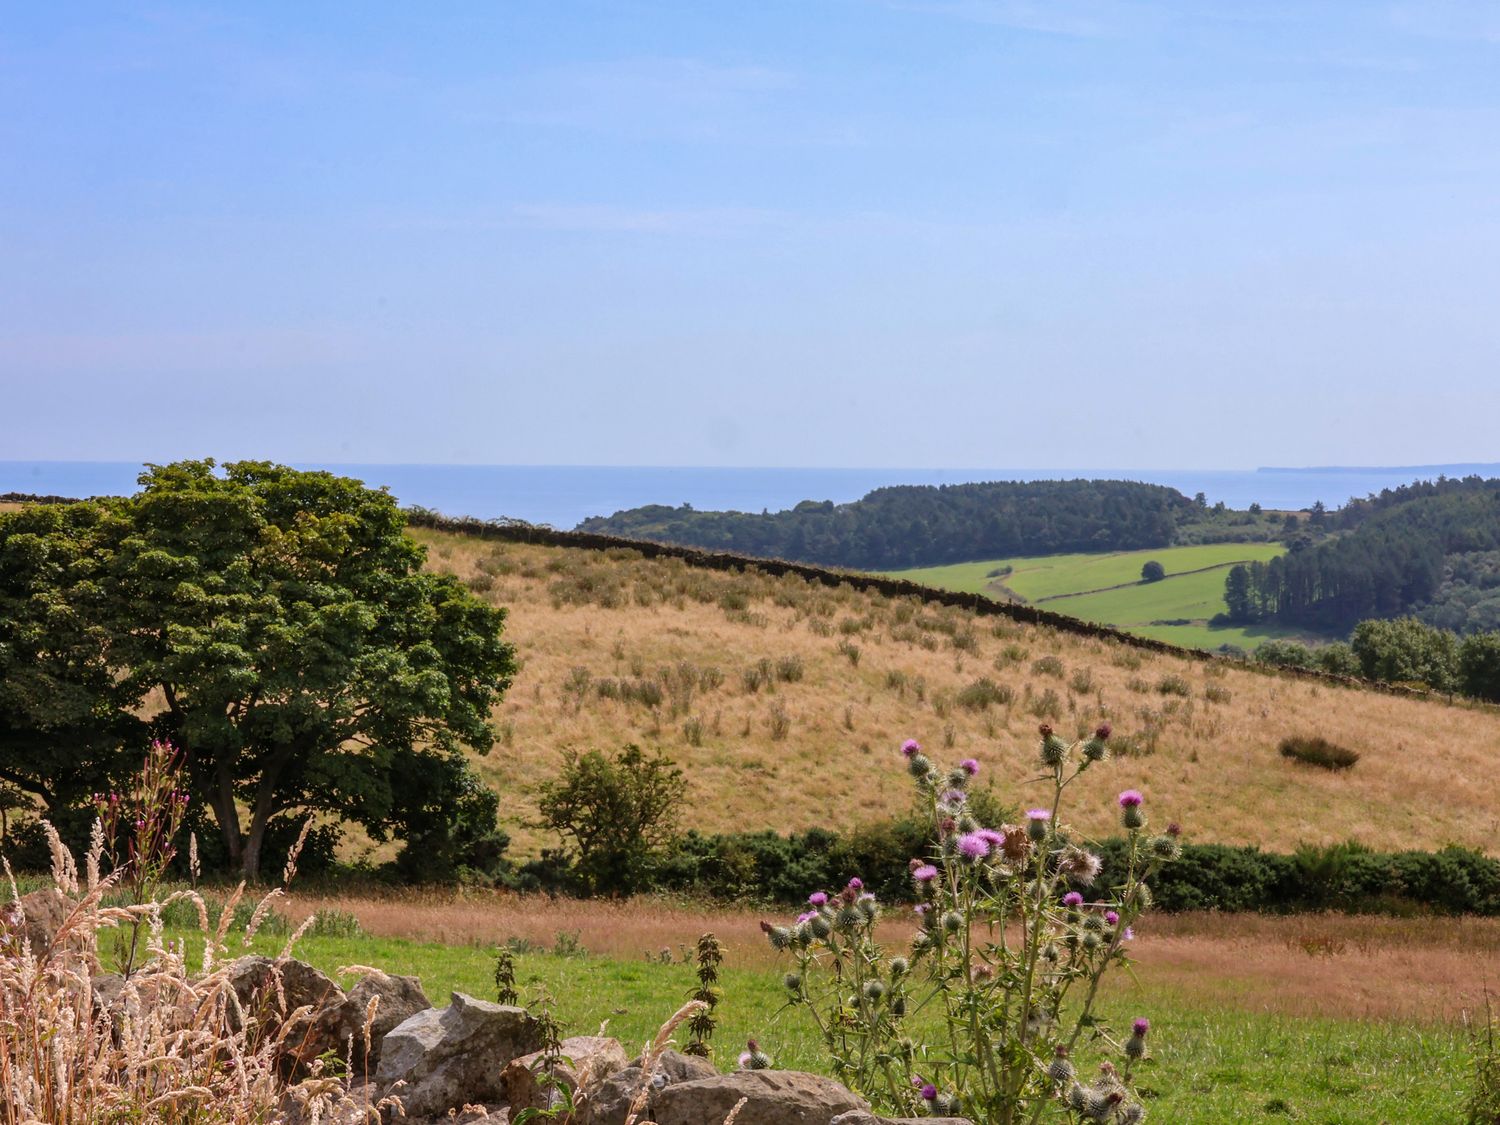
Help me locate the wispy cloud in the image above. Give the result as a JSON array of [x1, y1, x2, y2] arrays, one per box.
[[509, 203, 786, 236], [1387, 1, 1500, 44], [884, 0, 1137, 37], [450, 56, 799, 142]]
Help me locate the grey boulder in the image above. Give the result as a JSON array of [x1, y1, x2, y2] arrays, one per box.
[[501, 1034, 629, 1114], [375, 992, 543, 1118], [654, 1070, 869, 1125], [582, 1049, 719, 1125], [309, 970, 431, 1074]]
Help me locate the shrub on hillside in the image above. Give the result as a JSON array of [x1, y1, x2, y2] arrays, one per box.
[[955, 677, 1013, 710], [1279, 735, 1360, 771], [534, 744, 684, 895]]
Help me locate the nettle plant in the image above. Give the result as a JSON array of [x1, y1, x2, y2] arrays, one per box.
[[762, 724, 1180, 1124]]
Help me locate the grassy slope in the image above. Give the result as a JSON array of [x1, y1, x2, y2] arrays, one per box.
[[414, 529, 1500, 858], [887, 544, 1289, 650]]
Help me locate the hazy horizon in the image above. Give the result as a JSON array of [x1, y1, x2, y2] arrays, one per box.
[[4, 3, 1500, 468]]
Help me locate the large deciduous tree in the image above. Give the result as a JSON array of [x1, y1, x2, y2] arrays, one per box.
[[0, 461, 516, 879]]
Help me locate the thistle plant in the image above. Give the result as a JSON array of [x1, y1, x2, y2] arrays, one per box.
[[92, 738, 191, 977], [763, 726, 1178, 1124]]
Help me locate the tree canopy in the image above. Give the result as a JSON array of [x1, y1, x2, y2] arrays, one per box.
[[0, 461, 516, 879]]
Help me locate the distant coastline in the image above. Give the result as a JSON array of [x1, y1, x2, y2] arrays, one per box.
[[3, 460, 1497, 530]]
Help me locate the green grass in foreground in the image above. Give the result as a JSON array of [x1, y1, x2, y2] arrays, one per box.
[[227, 931, 1468, 1123], [887, 544, 1292, 652]]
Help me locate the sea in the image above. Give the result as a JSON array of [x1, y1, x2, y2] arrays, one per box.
[[3, 461, 1498, 531]]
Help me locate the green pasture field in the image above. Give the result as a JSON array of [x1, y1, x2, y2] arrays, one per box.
[[887, 543, 1289, 651], [232, 930, 1468, 1123]]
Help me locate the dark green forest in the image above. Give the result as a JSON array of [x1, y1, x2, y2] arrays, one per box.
[[577, 479, 1283, 569], [1223, 477, 1500, 635]]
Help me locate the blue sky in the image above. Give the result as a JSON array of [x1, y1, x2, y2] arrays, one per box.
[[2, 1, 1499, 468]]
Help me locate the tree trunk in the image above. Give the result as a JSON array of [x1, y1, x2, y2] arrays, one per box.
[[211, 755, 245, 875]]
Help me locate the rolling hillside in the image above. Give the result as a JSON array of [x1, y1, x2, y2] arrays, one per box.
[[413, 527, 1500, 858], [889, 543, 1294, 650]]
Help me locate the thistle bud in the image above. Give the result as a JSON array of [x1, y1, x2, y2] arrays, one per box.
[[862, 979, 885, 1002], [1047, 1046, 1076, 1085], [1149, 835, 1182, 862]]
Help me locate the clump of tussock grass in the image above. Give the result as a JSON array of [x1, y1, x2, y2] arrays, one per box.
[[1279, 735, 1360, 771], [1156, 674, 1192, 697], [955, 678, 1013, 711], [1031, 655, 1065, 679]]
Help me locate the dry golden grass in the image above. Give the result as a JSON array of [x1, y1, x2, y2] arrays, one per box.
[[288, 889, 1498, 1025], [412, 530, 1500, 858]]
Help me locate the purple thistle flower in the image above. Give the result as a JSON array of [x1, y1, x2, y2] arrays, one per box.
[[959, 758, 980, 776], [1118, 789, 1144, 809], [912, 864, 939, 883], [977, 828, 1005, 847], [808, 891, 828, 906], [921, 1084, 938, 1101], [1063, 892, 1084, 908], [956, 832, 991, 859], [1026, 808, 1051, 821], [1123, 926, 1135, 941], [1095, 723, 1113, 740], [796, 911, 817, 924], [1105, 910, 1120, 925], [913, 903, 930, 916], [942, 788, 967, 805], [847, 877, 863, 891], [901, 739, 922, 757], [1132, 1018, 1150, 1037]]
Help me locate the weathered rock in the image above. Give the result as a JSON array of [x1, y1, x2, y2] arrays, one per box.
[[501, 1035, 629, 1114], [225, 955, 344, 1025], [374, 992, 543, 1118], [0, 888, 74, 953], [654, 1070, 869, 1125], [307, 970, 431, 1074], [828, 1116, 971, 1125], [582, 1050, 720, 1125]]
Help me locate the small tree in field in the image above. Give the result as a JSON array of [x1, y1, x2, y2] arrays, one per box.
[[535, 744, 684, 895], [1139, 560, 1165, 583]]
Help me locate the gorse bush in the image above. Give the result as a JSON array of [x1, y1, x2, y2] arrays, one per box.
[[762, 726, 1175, 1123], [1279, 735, 1360, 771]]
